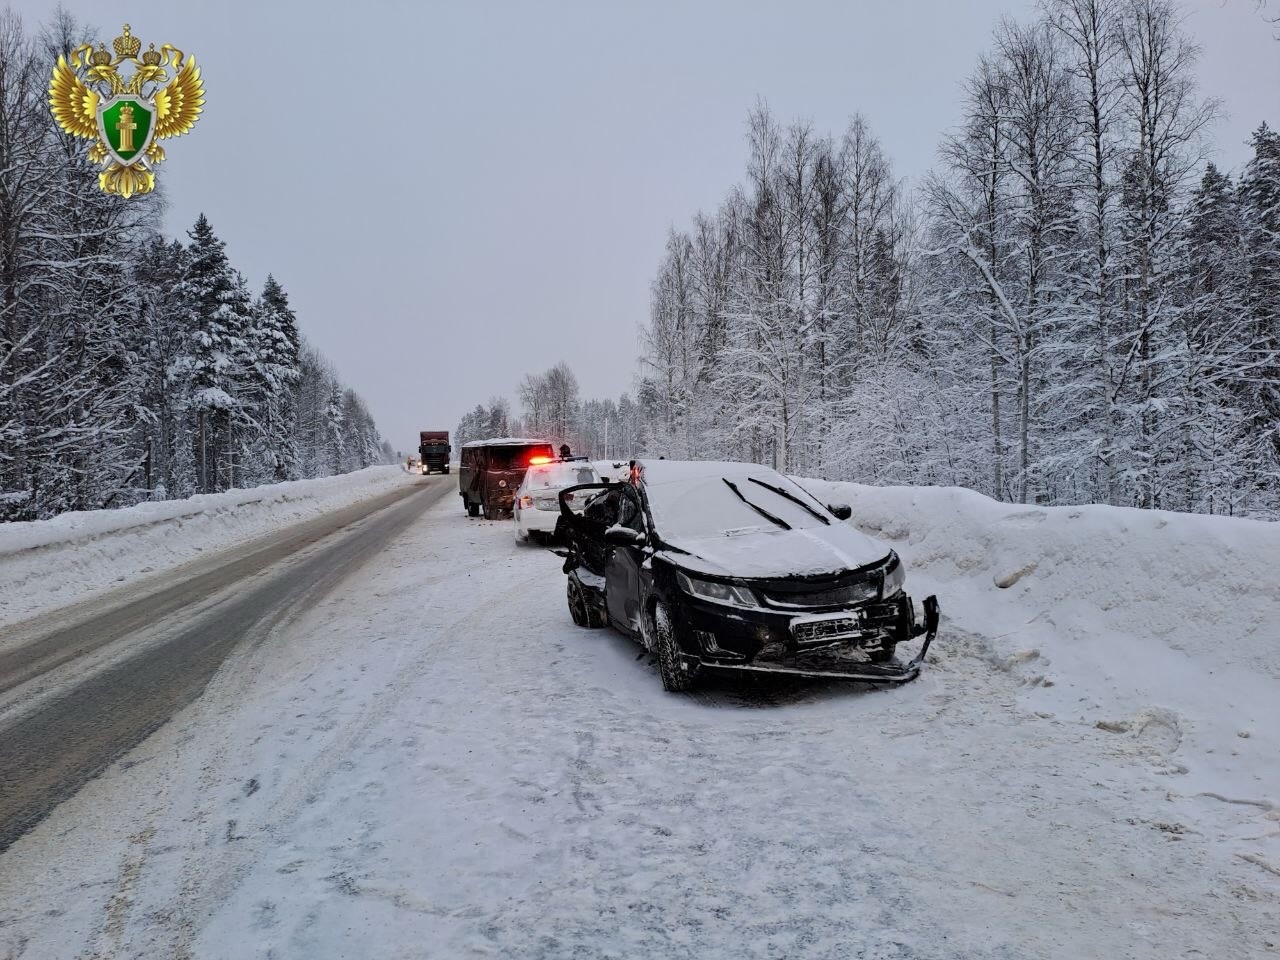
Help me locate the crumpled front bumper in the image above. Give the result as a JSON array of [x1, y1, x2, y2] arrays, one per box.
[[685, 595, 941, 684]]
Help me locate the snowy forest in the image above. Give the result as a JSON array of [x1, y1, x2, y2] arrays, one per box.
[[640, 0, 1279, 516], [455, 362, 647, 461], [0, 12, 388, 522], [468, 0, 1280, 518]]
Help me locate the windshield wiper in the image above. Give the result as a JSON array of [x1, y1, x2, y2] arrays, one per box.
[[747, 476, 830, 525], [722, 478, 791, 531]]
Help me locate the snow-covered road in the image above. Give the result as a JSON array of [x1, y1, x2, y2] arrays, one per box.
[[1, 493, 1274, 959]]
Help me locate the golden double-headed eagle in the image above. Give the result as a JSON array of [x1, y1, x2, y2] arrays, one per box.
[[49, 24, 205, 197]]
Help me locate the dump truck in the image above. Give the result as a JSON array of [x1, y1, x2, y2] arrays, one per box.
[[419, 431, 451, 475]]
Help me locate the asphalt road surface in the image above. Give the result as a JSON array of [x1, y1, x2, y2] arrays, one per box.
[[0, 476, 451, 853]]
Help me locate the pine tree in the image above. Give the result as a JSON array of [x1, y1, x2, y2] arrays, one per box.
[[1237, 123, 1280, 481], [250, 275, 302, 482], [1174, 164, 1253, 512], [324, 381, 345, 475], [182, 214, 242, 493]]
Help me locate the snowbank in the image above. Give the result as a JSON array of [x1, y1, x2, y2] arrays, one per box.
[[798, 478, 1280, 817], [0, 467, 415, 629]]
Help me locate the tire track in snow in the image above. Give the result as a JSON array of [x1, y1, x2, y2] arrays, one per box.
[[139, 507, 541, 958], [0, 479, 449, 855]]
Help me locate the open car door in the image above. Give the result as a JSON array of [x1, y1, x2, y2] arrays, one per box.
[[558, 481, 649, 637], [557, 482, 619, 578]]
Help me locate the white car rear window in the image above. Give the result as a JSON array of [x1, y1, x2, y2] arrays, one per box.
[[524, 463, 600, 489]]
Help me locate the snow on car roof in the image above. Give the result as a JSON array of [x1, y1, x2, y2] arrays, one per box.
[[460, 438, 551, 448], [637, 459, 782, 484]]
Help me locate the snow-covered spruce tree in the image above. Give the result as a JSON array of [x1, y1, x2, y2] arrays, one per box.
[[1171, 164, 1256, 514], [220, 269, 258, 489], [294, 342, 330, 479], [240, 275, 301, 484], [180, 214, 243, 494], [323, 381, 345, 475], [133, 238, 192, 499], [1237, 123, 1280, 495]]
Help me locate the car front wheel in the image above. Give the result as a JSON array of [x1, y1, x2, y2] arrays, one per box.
[[649, 600, 697, 692], [567, 571, 605, 628]]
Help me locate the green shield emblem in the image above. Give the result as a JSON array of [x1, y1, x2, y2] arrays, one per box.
[[96, 95, 155, 166]]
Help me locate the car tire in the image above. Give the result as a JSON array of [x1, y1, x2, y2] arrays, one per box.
[[567, 571, 605, 628], [650, 600, 697, 692]]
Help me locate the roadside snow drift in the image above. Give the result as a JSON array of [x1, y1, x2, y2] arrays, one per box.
[[0, 466, 415, 630], [799, 478, 1280, 824]]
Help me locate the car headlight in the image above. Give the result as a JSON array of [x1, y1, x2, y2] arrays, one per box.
[[881, 552, 906, 598], [676, 571, 758, 609]]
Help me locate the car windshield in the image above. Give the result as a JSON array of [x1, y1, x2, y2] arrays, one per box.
[[524, 463, 599, 489], [644, 469, 829, 539]]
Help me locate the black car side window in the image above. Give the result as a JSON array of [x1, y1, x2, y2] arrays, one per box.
[[584, 487, 621, 526]]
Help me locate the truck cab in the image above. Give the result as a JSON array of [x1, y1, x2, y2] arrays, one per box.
[[419, 431, 451, 475]]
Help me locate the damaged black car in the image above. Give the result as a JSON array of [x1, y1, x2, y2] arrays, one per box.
[[556, 459, 940, 692]]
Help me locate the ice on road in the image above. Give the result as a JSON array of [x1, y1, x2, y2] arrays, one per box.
[[0, 496, 1275, 959]]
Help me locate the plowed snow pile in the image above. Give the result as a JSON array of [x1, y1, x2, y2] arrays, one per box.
[[800, 479, 1280, 826], [0, 466, 414, 630]]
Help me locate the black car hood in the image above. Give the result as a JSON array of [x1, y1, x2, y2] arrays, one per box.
[[658, 524, 891, 580]]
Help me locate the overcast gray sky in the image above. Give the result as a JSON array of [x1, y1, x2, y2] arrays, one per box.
[[18, 0, 1280, 453]]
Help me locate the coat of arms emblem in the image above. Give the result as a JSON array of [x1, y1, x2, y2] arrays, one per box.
[[48, 24, 205, 197]]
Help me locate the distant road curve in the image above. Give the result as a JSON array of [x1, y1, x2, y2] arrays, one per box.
[[0, 475, 451, 853]]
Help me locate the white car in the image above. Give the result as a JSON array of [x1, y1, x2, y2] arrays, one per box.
[[593, 459, 630, 482], [514, 459, 602, 542]]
